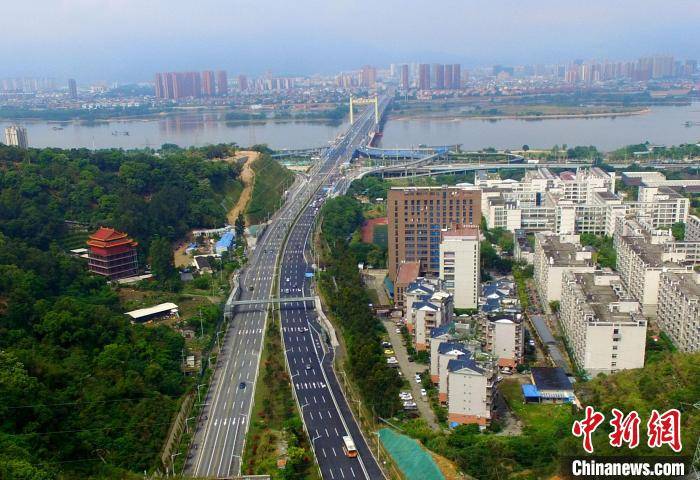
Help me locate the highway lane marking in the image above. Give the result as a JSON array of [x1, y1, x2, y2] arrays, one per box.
[[350, 467, 356, 478], [332, 447, 338, 457]]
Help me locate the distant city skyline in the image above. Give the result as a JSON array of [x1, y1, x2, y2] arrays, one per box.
[[3, 0, 700, 82]]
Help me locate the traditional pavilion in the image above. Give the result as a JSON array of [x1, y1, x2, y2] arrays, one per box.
[[86, 227, 139, 279]]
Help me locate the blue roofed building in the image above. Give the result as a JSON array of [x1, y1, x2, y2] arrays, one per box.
[[215, 230, 235, 254], [520, 367, 575, 404]]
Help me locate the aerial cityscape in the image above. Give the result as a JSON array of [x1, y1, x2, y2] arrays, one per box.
[[0, 1, 699, 480]]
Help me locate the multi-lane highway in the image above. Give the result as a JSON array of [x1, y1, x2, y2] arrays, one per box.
[[186, 94, 389, 479], [277, 101, 389, 480]]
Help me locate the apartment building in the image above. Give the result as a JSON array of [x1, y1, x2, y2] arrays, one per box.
[[560, 271, 647, 376], [437, 342, 469, 402], [481, 314, 524, 369], [439, 227, 480, 309], [403, 279, 453, 350], [637, 186, 689, 228], [533, 233, 595, 303], [657, 272, 700, 352], [388, 186, 481, 281], [429, 323, 456, 383], [447, 350, 497, 428], [685, 214, 700, 242], [614, 224, 691, 313]]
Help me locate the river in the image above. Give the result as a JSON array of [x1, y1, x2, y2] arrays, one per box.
[[0, 112, 349, 150], [3, 103, 700, 151], [379, 103, 700, 151]]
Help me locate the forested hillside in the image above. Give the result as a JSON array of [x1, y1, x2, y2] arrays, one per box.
[[0, 143, 239, 246], [0, 144, 240, 478]]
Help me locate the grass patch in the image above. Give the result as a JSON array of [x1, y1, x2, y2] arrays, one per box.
[[499, 379, 573, 434], [246, 154, 295, 224], [219, 178, 244, 212]]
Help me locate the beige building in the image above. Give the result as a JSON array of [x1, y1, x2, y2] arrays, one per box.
[[403, 280, 453, 350], [614, 227, 691, 314], [439, 227, 480, 309], [387, 186, 481, 281], [685, 215, 700, 242], [533, 232, 595, 304], [657, 272, 700, 352], [4, 125, 28, 148], [481, 315, 524, 369], [447, 351, 497, 427], [436, 342, 469, 402], [560, 271, 647, 376], [636, 186, 689, 228]]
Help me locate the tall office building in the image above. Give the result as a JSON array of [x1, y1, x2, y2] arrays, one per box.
[[202, 70, 216, 96], [387, 186, 482, 281], [452, 64, 461, 89], [238, 74, 248, 91], [433, 64, 445, 89], [68, 78, 78, 99], [361, 65, 377, 88], [418, 64, 431, 90], [216, 70, 228, 96], [400, 64, 410, 90], [4, 125, 28, 149]]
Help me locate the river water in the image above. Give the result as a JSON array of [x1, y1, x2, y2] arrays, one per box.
[[379, 103, 700, 151], [0, 112, 349, 150], [3, 103, 700, 151]]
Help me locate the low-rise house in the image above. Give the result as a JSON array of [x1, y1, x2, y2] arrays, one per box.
[[521, 367, 575, 404], [125, 302, 179, 323]]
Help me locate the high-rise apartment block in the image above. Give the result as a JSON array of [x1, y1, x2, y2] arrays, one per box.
[[201, 70, 216, 96], [400, 64, 410, 90], [418, 64, 430, 90], [68, 78, 78, 99], [238, 75, 248, 91], [360, 65, 377, 88], [439, 227, 480, 309], [452, 64, 461, 89], [433, 63, 444, 89], [657, 272, 700, 353], [154, 71, 204, 99], [4, 125, 28, 149], [216, 70, 228, 96], [387, 186, 481, 281], [560, 271, 647, 376]]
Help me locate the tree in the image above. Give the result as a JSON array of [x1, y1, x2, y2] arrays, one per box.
[[235, 212, 245, 238], [549, 300, 560, 313], [671, 222, 685, 241], [522, 144, 530, 151], [149, 237, 178, 286]]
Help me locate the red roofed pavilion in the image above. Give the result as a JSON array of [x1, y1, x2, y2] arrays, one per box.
[[86, 227, 139, 279]]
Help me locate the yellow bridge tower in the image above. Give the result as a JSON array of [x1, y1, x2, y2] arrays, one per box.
[[349, 95, 379, 125]]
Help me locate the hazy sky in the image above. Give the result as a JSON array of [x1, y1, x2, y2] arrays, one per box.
[[4, 0, 700, 82]]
